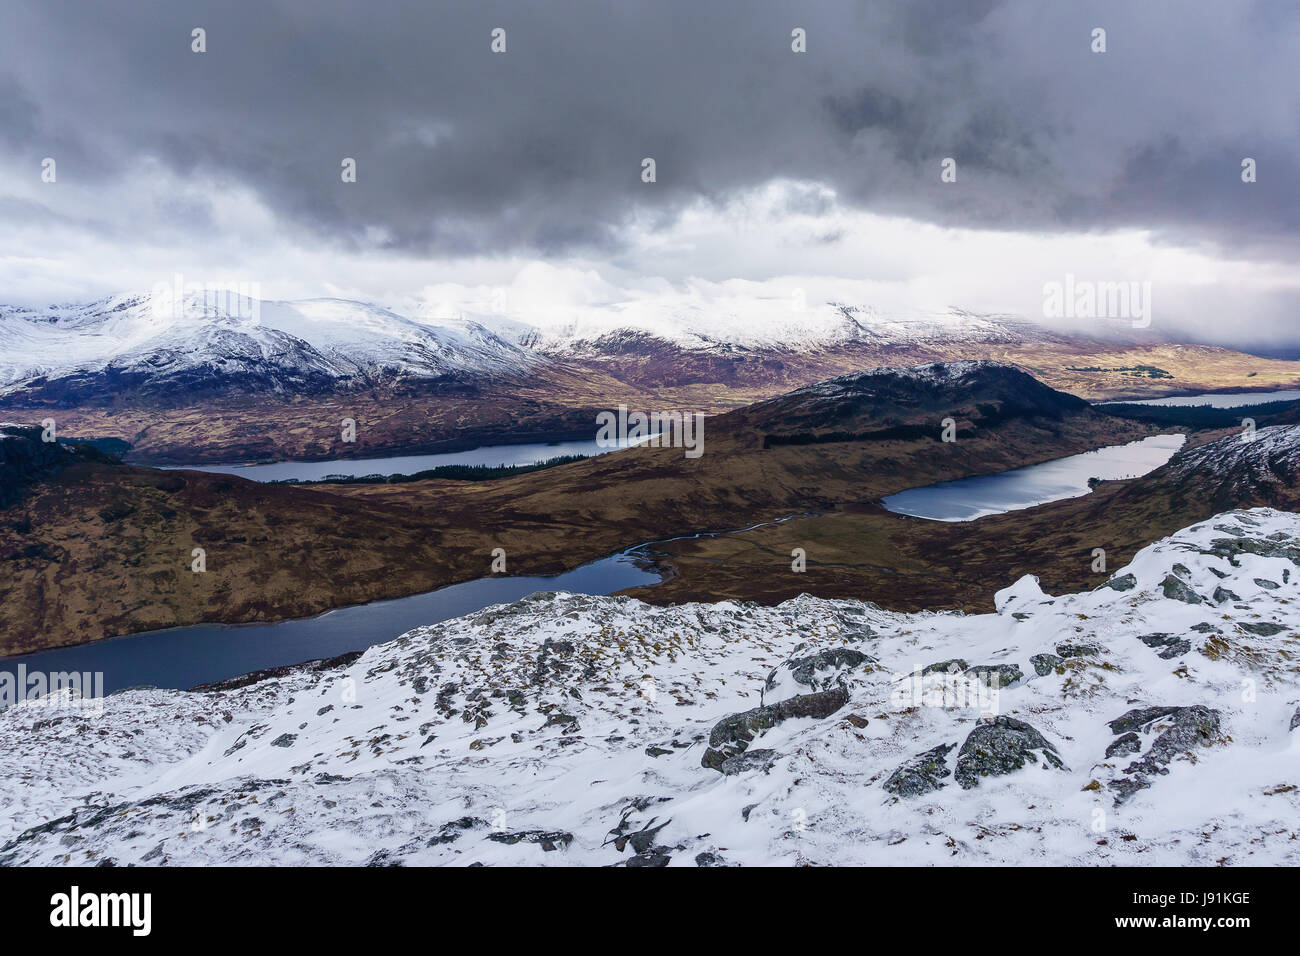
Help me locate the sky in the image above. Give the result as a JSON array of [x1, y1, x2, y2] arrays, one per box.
[[1, 0, 1298, 350]]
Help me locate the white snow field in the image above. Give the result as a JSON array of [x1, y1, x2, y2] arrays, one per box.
[[2, 508, 1298, 866]]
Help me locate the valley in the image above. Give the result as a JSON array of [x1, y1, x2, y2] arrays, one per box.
[[1, 362, 1163, 655]]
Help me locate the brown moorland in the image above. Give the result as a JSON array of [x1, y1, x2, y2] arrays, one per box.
[[1, 363, 1164, 654]]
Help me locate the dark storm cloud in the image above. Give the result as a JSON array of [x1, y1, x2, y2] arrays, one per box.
[[1, 0, 1297, 259]]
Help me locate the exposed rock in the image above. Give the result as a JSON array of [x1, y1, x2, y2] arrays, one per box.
[[1056, 642, 1103, 658], [1161, 574, 1204, 604], [1137, 633, 1191, 660], [695, 851, 734, 867], [487, 829, 573, 851], [762, 648, 873, 705], [610, 817, 671, 854], [1100, 573, 1137, 592], [1206, 536, 1300, 567], [701, 687, 849, 771], [1104, 732, 1142, 759], [1106, 706, 1222, 805], [428, 816, 487, 846], [922, 659, 968, 675], [621, 846, 672, 867], [1031, 653, 1064, 676], [1239, 622, 1286, 636], [954, 716, 1065, 789], [965, 663, 1023, 688], [719, 749, 779, 776], [882, 743, 956, 797]]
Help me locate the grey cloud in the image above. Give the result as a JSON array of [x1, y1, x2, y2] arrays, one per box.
[[0, 0, 1296, 262]]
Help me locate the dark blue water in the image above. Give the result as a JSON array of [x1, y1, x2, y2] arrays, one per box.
[[161, 437, 651, 482], [881, 434, 1186, 521], [0, 554, 659, 695], [1101, 388, 1300, 409]]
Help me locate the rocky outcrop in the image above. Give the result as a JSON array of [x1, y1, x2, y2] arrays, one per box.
[[1031, 653, 1064, 676], [1137, 633, 1191, 660], [922, 659, 968, 675], [1100, 573, 1137, 592], [1055, 642, 1103, 658], [954, 716, 1066, 789], [762, 648, 873, 705], [701, 687, 849, 771], [883, 743, 956, 797], [1161, 574, 1204, 604], [965, 663, 1024, 688], [1106, 706, 1222, 804], [719, 749, 779, 776], [487, 829, 573, 851]]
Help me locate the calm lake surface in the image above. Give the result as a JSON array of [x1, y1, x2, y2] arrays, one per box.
[[1104, 389, 1300, 409], [5, 429, 1193, 696], [162, 437, 645, 482], [881, 434, 1187, 522], [0, 554, 659, 695]]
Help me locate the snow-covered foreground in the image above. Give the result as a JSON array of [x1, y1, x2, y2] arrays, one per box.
[[2, 509, 1299, 866]]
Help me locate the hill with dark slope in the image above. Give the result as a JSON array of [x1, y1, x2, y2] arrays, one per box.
[[734, 361, 1088, 446], [0, 425, 116, 507]]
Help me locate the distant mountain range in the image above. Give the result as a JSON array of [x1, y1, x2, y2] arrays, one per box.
[[0, 291, 1144, 406], [4, 292, 1299, 465]]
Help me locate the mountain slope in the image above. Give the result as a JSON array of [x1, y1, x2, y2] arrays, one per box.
[[0, 294, 539, 405], [5, 293, 1299, 418], [735, 360, 1088, 442], [2, 508, 1297, 866]]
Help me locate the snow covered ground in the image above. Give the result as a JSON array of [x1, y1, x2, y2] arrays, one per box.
[[2, 508, 1298, 866]]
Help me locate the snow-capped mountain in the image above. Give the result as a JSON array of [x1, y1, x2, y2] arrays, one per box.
[[0, 290, 1077, 406], [0, 293, 540, 404], [493, 301, 1043, 354], [3, 507, 1297, 866]]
